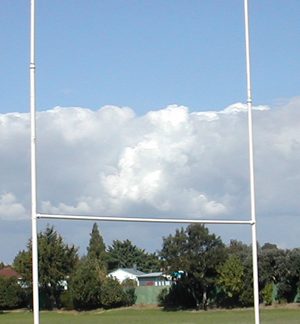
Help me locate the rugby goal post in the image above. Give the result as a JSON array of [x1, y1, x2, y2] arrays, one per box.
[[30, 1, 260, 323]]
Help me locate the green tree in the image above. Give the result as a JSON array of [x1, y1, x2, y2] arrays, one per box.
[[107, 239, 160, 273], [276, 248, 300, 302], [239, 257, 254, 307], [70, 257, 105, 310], [67, 223, 107, 311], [70, 223, 124, 311], [70, 259, 136, 310], [121, 279, 137, 306], [258, 243, 286, 288], [100, 277, 126, 308], [160, 224, 226, 310], [226, 240, 254, 307], [87, 223, 106, 262], [262, 283, 273, 306], [227, 240, 252, 261], [258, 243, 293, 304], [13, 225, 78, 309], [0, 276, 24, 310], [217, 255, 244, 307]]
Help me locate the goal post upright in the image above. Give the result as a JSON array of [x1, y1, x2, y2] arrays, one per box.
[[244, 1, 260, 323], [30, 0, 40, 324]]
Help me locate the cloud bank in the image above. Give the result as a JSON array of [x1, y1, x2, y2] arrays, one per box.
[[1, 98, 300, 261]]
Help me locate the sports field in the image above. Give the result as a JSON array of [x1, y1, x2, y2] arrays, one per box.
[[1, 307, 299, 324]]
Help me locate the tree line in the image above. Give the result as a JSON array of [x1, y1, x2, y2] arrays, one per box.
[[0, 223, 299, 311]]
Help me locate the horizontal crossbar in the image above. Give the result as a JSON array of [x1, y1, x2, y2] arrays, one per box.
[[37, 213, 254, 225]]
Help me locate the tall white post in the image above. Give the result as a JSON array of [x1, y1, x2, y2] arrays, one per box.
[[30, 0, 40, 323], [244, 1, 260, 324]]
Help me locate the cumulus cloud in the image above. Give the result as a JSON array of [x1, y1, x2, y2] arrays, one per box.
[[1, 98, 300, 261], [0, 193, 27, 220]]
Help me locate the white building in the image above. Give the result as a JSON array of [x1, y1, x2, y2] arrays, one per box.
[[108, 268, 145, 286]]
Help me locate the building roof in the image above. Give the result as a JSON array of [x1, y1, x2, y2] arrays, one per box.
[[110, 268, 145, 276], [138, 272, 164, 278], [0, 266, 21, 278]]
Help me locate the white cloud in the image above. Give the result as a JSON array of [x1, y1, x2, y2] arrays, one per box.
[[1, 98, 300, 261], [0, 193, 27, 220], [41, 200, 91, 215]]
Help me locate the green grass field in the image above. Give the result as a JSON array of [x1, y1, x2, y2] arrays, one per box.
[[1, 307, 299, 324]]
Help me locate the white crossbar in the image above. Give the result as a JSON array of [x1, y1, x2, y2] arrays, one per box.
[[37, 213, 254, 225]]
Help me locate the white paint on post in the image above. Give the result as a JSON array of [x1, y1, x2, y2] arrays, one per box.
[[244, 1, 260, 323], [30, 0, 40, 323]]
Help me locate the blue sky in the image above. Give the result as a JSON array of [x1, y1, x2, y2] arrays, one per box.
[[1, 0, 300, 114], [0, 1, 300, 263]]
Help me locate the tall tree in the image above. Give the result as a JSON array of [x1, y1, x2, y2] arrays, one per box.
[[226, 240, 254, 306], [87, 223, 106, 266], [107, 239, 160, 273], [70, 257, 105, 310], [258, 243, 286, 288], [160, 224, 226, 310], [14, 225, 78, 309], [276, 248, 300, 302]]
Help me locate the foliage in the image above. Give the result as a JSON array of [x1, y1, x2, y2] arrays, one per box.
[[60, 290, 74, 310], [70, 258, 135, 310], [101, 277, 127, 308], [13, 250, 31, 284], [0, 277, 25, 310], [123, 286, 136, 306], [259, 244, 300, 303], [107, 239, 160, 273], [13, 225, 79, 309], [225, 240, 254, 307], [121, 278, 137, 305], [157, 287, 169, 306], [258, 243, 286, 287], [217, 255, 244, 307], [160, 224, 226, 309], [158, 281, 195, 309], [70, 257, 105, 310], [276, 247, 300, 303], [227, 240, 252, 260], [87, 223, 106, 264], [262, 283, 273, 306], [122, 278, 137, 288], [84, 222, 108, 308], [6, 222, 300, 311]]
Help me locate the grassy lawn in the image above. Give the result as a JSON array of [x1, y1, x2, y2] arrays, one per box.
[[1, 307, 299, 324]]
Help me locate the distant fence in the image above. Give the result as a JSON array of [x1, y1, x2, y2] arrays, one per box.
[[135, 286, 168, 305]]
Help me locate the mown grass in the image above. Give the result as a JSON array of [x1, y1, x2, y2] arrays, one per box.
[[1, 307, 299, 324]]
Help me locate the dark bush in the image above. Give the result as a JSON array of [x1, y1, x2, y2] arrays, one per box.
[[158, 282, 195, 309], [122, 278, 137, 306], [0, 277, 25, 310], [60, 290, 74, 310], [70, 259, 104, 310], [100, 278, 126, 308]]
